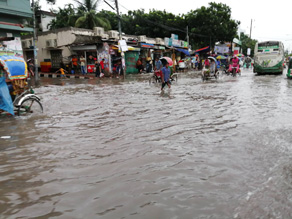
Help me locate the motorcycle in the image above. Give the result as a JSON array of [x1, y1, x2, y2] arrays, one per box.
[[229, 64, 241, 77]]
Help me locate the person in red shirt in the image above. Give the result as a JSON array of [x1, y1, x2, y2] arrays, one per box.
[[100, 59, 105, 73]]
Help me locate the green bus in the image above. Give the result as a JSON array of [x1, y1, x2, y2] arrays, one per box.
[[253, 41, 284, 74]]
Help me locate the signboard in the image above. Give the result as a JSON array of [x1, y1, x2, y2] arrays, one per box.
[[171, 34, 178, 40], [164, 37, 169, 46], [87, 64, 95, 73], [233, 38, 242, 46], [172, 39, 181, 47], [141, 43, 154, 48], [215, 46, 229, 54], [1, 37, 23, 57], [233, 47, 240, 55], [119, 40, 128, 52]]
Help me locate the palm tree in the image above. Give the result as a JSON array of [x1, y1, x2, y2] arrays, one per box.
[[74, 0, 111, 30]]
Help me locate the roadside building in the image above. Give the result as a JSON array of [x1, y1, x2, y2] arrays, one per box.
[[0, 0, 33, 56], [36, 10, 56, 32]]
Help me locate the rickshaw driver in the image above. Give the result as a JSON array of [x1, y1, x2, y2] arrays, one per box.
[[210, 59, 216, 75], [154, 57, 163, 78]]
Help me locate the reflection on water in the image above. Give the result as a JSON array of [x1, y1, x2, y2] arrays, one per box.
[[1, 70, 292, 218]]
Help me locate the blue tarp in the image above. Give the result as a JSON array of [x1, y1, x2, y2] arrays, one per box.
[[0, 77, 14, 115], [175, 48, 190, 56]]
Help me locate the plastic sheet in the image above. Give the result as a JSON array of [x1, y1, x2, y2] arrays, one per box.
[[0, 77, 14, 115]]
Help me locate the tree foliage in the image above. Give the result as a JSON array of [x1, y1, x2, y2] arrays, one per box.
[[240, 32, 258, 57], [185, 2, 240, 48], [49, 0, 111, 30], [48, 2, 241, 50], [49, 4, 77, 29]]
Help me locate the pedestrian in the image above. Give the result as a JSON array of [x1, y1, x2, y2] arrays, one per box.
[[71, 55, 78, 74], [55, 67, 68, 78], [116, 60, 123, 78], [80, 55, 86, 75], [27, 59, 34, 77], [136, 58, 143, 73], [161, 62, 171, 91], [100, 58, 105, 73], [95, 60, 101, 78]]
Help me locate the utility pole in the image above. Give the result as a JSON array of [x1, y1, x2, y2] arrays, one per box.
[[186, 26, 189, 49], [32, 0, 39, 82], [114, 0, 125, 78], [115, 0, 122, 40], [250, 19, 252, 38]]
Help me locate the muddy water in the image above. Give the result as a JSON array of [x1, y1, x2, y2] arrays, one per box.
[[1, 70, 292, 218]]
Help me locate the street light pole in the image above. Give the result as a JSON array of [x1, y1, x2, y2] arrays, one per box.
[[32, 0, 39, 82]]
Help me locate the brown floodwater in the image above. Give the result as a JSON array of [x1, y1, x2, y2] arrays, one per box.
[[1, 69, 292, 218]]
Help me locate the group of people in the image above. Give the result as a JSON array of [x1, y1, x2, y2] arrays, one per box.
[[136, 57, 153, 73], [57, 55, 105, 78]]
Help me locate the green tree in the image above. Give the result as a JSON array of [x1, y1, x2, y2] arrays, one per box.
[[240, 32, 257, 57], [186, 2, 240, 49], [49, 4, 77, 30], [121, 9, 186, 39], [74, 0, 111, 30]]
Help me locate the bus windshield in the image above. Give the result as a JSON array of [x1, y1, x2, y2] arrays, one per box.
[[257, 41, 280, 53]]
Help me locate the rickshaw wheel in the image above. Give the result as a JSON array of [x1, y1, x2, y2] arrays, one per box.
[[149, 75, 157, 84], [17, 98, 43, 116]]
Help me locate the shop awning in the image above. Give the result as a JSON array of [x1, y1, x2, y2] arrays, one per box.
[[194, 46, 210, 53], [71, 45, 97, 50], [140, 43, 154, 48], [112, 45, 140, 51], [175, 48, 190, 56]]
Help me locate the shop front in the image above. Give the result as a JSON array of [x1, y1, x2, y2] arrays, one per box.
[[71, 43, 111, 75], [71, 44, 97, 74]]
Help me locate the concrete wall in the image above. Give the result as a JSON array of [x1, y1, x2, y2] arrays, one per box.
[[57, 29, 76, 47]]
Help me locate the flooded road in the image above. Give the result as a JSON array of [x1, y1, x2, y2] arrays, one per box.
[[1, 69, 292, 218]]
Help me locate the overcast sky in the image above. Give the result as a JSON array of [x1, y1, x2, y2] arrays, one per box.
[[39, 0, 292, 51]]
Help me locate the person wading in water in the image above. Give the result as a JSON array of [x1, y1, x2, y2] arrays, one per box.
[[161, 62, 171, 91]]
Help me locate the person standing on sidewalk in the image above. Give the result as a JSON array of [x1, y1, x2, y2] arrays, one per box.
[[71, 55, 78, 74], [80, 55, 86, 75]]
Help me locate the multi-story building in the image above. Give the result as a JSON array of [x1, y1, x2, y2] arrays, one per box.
[[0, 0, 33, 56]]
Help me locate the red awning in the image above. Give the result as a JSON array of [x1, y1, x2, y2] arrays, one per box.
[[195, 46, 210, 53]]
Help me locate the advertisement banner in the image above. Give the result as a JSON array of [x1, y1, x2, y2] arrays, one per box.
[[172, 39, 180, 47], [247, 48, 251, 55], [233, 47, 240, 55], [1, 37, 23, 57]]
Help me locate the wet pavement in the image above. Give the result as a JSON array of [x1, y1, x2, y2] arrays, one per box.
[[1, 69, 292, 218]]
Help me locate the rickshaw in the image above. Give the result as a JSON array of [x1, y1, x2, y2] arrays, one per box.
[[201, 56, 219, 81], [0, 55, 43, 116], [149, 57, 178, 84]]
